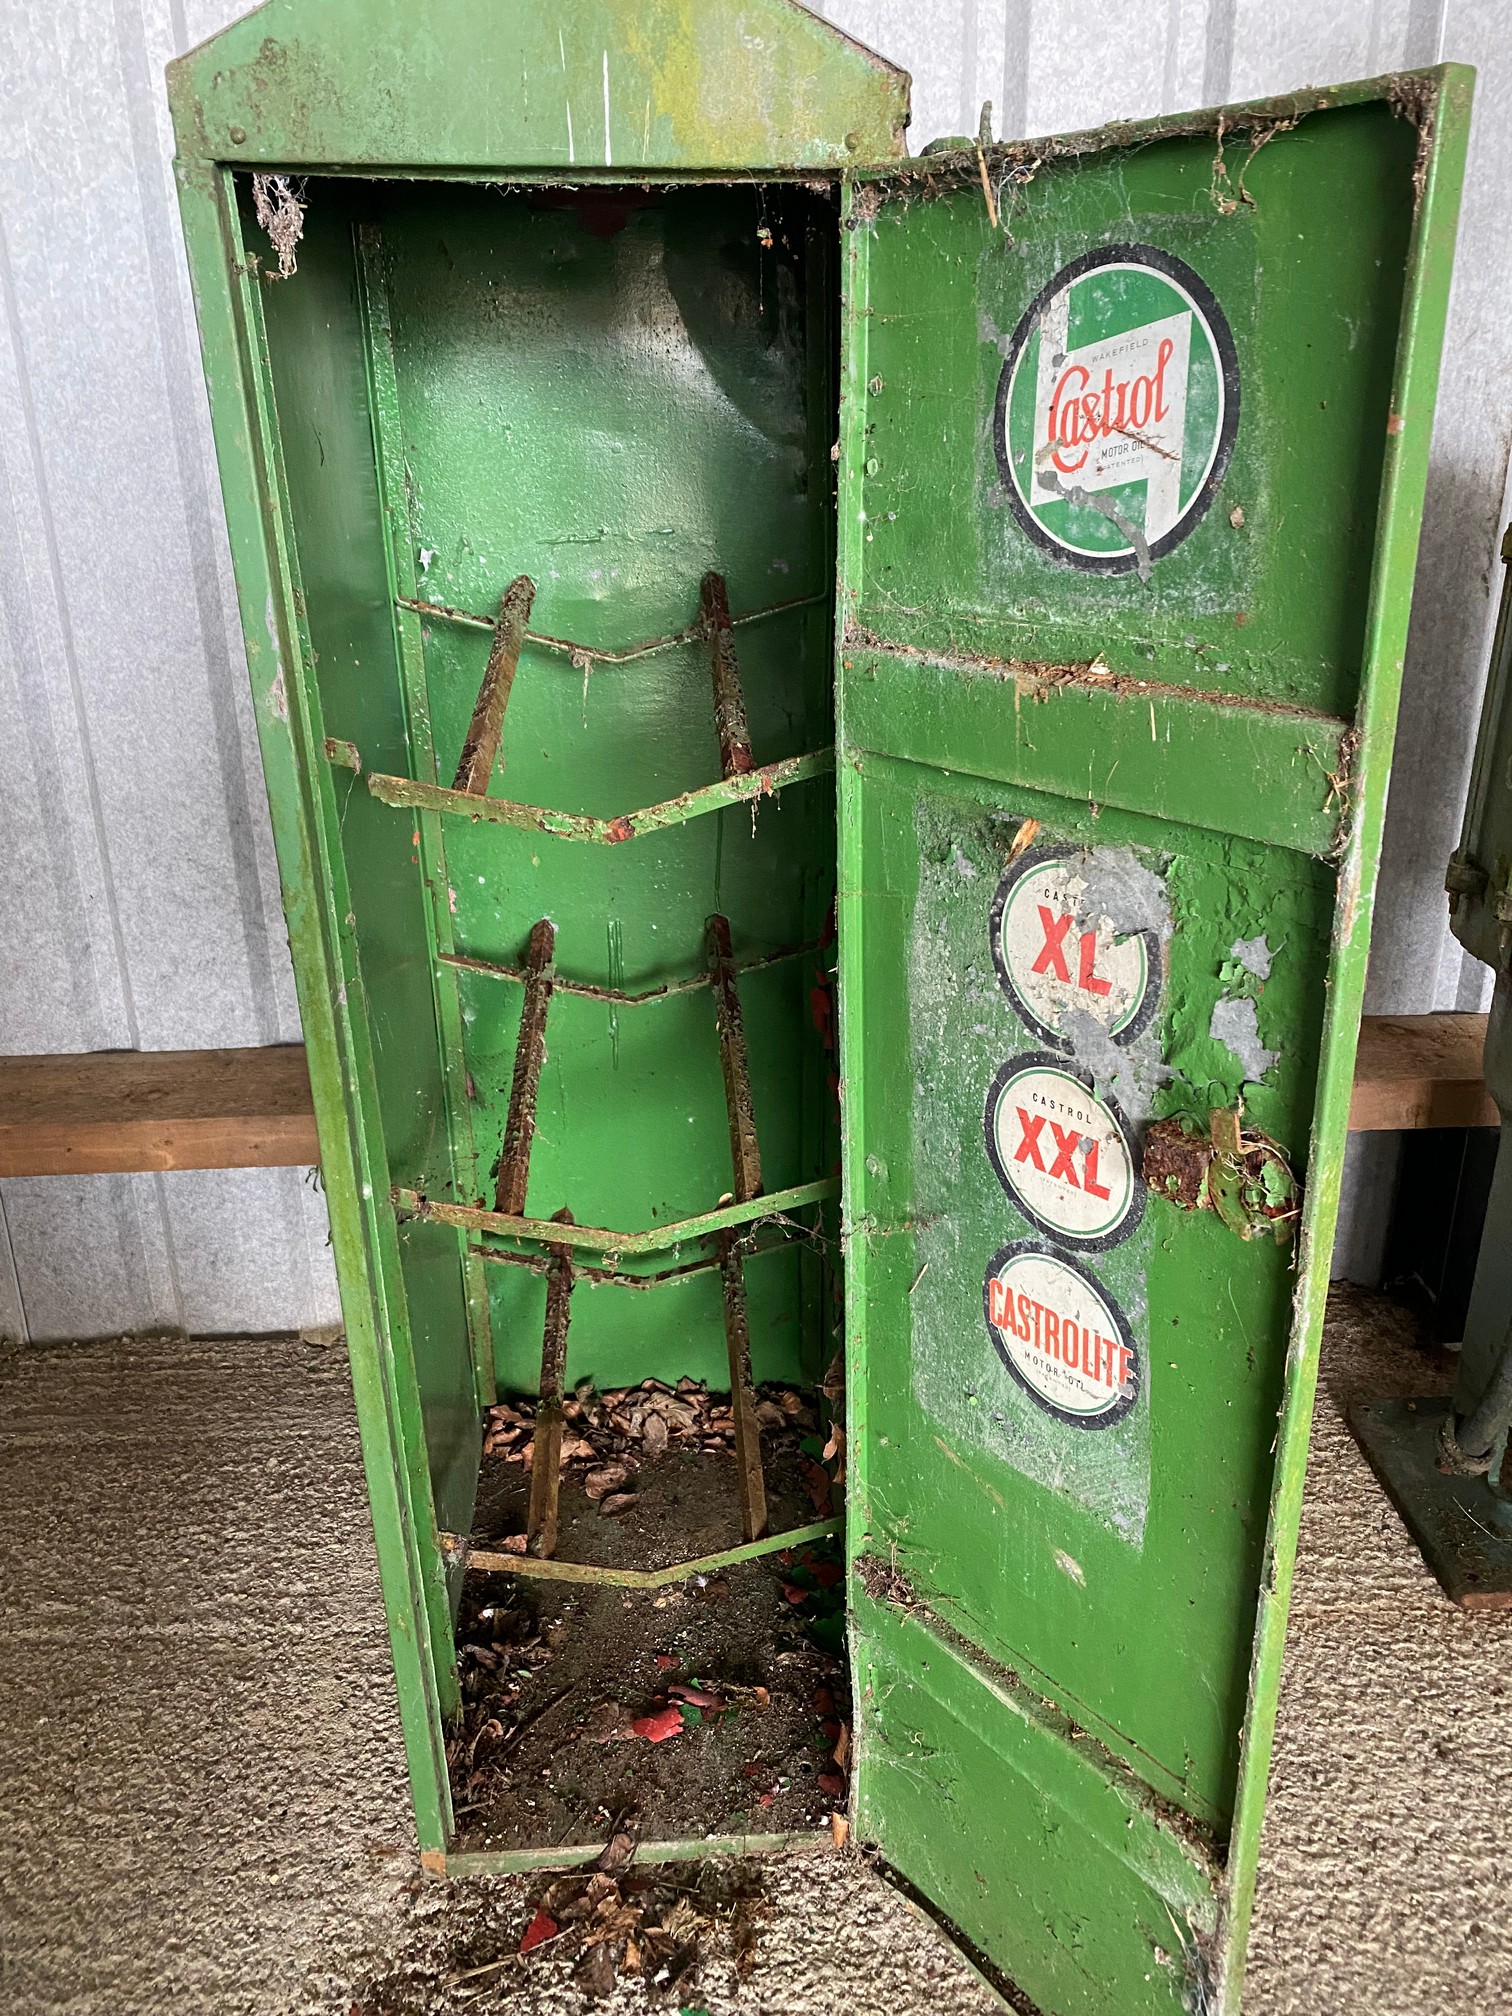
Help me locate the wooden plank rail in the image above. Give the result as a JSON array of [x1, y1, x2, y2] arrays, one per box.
[[0, 1014, 1497, 1180], [1348, 1013, 1497, 1132], [0, 1046, 318, 1177]]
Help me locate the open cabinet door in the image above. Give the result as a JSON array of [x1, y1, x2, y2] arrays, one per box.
[[836, 72, 1469, 2016]]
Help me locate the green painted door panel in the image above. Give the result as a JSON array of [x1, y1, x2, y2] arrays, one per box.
[[838, 73, 1470, 2015]]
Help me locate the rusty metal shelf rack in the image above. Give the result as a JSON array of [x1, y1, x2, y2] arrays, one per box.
[[378, 562, 837, 1581], [343, 571, 834, 843]]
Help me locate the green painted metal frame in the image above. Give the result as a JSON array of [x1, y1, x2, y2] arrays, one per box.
[[835, 68, 1472, 2016], [1219, 84, 1472, 2009], [364, 747, 835, 844], [356, 220, 496, 1414], [168, 0, 906, 1862], [439, 1825, 836, 1880]]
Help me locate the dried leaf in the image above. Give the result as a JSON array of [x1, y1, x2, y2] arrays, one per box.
[[596, 1830, 637, 1875], [833, 1723, 851, 1771], [584, 1463, 629, 1502], [1006, 815, 1041, 865], [599, 1492, 638, 1518], [798, 1457, 834, 1515], [642, 1413, 669, 1461], [830, 1811, 850, 1849], [573, 1939, 618, 1998], [540, 1876, 591, 1919]]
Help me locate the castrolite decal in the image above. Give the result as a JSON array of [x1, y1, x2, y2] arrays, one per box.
[[984, 1054, 1143, 1248], [984, 1241, 1139, 1428], [994, 244, 1239, 577], [990, 845, 1160, 1048]]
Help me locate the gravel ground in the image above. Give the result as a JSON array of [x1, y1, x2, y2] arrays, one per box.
[[0, 1289, 1506, 2015]]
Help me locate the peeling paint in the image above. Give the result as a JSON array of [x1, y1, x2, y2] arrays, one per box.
[[1230, 932, 1273, 980], [1210, 994, 1278, 1082]]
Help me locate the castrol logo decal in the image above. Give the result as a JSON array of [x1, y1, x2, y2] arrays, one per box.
[[984, 1055, 1143, 1249], [994, 244, 1238, 575], [984, 1241, 1139, 1427]]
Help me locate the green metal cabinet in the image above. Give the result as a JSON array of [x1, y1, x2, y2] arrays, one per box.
[[168, 8, 1468, 2011]]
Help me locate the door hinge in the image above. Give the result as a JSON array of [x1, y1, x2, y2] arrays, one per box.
[[1445, 849, 1487, 916]]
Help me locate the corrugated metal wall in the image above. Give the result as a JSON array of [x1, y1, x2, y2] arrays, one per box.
[[1, 0, 1507, 1340]]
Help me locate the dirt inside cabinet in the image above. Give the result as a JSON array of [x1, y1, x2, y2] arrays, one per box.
[[169, 7, 1468, 2011]]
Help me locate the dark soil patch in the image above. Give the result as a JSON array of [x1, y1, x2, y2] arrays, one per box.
[[450, 1386, 849, 1855]]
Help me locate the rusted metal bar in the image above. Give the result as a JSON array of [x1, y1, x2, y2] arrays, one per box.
[[396, 586, 826, 661], [493, 919, 556, 1217], [525, 1211, 575, 1560], [719, 1232, 768, 1541], [706, 915, 763, 1202], [451, 1515, 841, 1587], [392, 1175, 839, 1255], [469, 1231, 805, 1289], [706, 912, 767, 1541], [367, 747, 833, 843], [452, 574, 536, 795], [701, 572, 755, 778], [440, 937, 821, 1005]]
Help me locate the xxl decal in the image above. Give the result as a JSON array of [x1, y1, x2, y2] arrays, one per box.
[[994, 244, 1239, 578], [983, 1054, 1143, 1249]]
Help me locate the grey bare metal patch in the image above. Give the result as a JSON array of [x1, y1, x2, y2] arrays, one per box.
[[1037, 464, 1154, 581], [1229, 931, 1273, 979], [1209, 993, 1278, 1082], [989, 840, 1171, 1124]]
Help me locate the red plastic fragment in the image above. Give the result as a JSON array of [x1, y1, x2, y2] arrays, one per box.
[[669, 1684, 725, 1710], [630, 1705, 685, 1743], [519, 1908, 557, 1955]]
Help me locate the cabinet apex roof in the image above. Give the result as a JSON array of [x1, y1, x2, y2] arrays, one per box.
[[169, 0, 910, 173]]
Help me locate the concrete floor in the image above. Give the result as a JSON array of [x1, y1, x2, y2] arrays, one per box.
[[0, 1291, 1506, 2015]]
